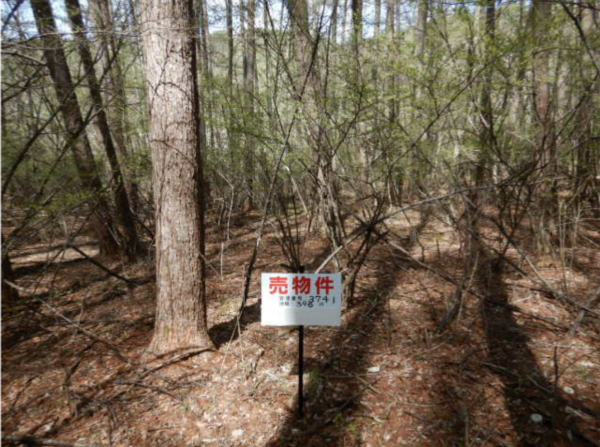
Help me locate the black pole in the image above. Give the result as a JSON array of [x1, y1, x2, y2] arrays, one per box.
[[298, 324, 304, 418], [298, 264, 305, 418]]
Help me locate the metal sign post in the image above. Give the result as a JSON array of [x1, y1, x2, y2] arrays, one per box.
[[298, 324, 305, 418], [260, 269, 342, 420], [297, 265, 305, 418]]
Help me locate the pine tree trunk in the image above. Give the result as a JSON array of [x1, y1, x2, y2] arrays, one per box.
[[476, 0, 496, 189], [574, 1, 599, 218], [2, 247, 18, 303], [225, 0, 239, 173], [531, 0, 557, 252], [90, 0, 141, 217], [416, 0, 429, 61], [140, 0, 213, 355], [65, 0, 139, 262], [243, 0, 256, 209], [386, 0, 403, 205], [30, 0, 121, 257], [286, 0, 345, 250], [372, 0, 381, 83]]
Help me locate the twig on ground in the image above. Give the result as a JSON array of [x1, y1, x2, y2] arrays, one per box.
[[65, 244, 137, 286], [1, 434, 105, 447]]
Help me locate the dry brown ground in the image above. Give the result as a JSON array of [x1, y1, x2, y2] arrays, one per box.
[[2, 211, 599, 447]]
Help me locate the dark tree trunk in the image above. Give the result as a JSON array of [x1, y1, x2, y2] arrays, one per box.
[[331, 0, 339, 43], [140, 0, 213, 355], [574, 1, 599, 217], [531, 0, 557, 251], [30, 0, 121, 257], [386, 0, 402, 205], [351, 0, 363, 38], [243, 0, 256, 209], [2, 248, 18, 303], [90, 0, 141, 217], [226, 0, 234, 89], [197, 0, 212, 78], [65, 0, 139, 262], [286, 0, 345, 251], [225, 0, 239, 171], [416, 0, 429, 61], [476, 0, 496, 188]]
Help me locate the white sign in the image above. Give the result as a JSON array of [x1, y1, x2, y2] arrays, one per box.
[[261, 273, 342, 326]]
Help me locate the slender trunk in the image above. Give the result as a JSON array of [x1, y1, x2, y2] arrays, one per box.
[[395, 0, 401, 34], [90, 0, 141, 216], [243, 0, 256, 209], [476, 0, 496, 188], [351, 0, 363, 46], [140, 0, 213, 354], [405, 0, 429, 200], [194, 0, 210, 204], [198, 0, 216, 158], [263, 0, 274, 125], [532, 0, 556, 167], [372, 0, 381, 83], [198, 0, 212, 77], [331, 0, 338, 44], [226, 0, 234, 89], [574, 0, 599, 217], [375, 0, 381, 38], [225, 0, 239, 169], [531, 0, 557, 252], [286, 0, 345, 250], [30, 0, 121, 257], [386, 0, 396, 122], [341, 0, 348, 44], [386, 0, 402, 205], [65, 0, 139, 262], [2, 246, 18, 303], [416, 0, 428, 61]]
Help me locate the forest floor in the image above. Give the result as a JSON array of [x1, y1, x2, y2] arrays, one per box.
[[2, 210, 600, 447]]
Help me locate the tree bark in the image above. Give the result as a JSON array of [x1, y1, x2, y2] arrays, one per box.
[[372, 0, 381, 83], [89, 0, 141, 217], [2, 246, 18, 303], [351, 0, 363, 47], [573, 0, 599, 217], [65, 0, 139, 262], [225, 0, 239, 172], [375, 0, 381, 38], [386, 0, 402, 205], [331, 0, 339, 44], [243, 0, 257, 209], [531, 0, 557, 252], [226, 0, 234, 88], [476, 0, 496, 188], [197, 0, 212, 77], [30, 0, 121, 257], [341, 0, 348, 44], [416, 0, 429, 61], [140, 0, 213, 355], [196, 0, 216, 160], [286, 0, 345, 252]]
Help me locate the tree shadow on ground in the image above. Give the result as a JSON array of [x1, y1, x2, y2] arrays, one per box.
[[262, 214, 444, 446], [208, 302, 261, 348], [263, 247, 400, 446], [478, 249, 599, 446]]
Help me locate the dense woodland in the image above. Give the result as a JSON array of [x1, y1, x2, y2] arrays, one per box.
[[2, 0, 600, 446]]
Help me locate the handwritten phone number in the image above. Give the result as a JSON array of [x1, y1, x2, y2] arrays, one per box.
[[278, 295, 335, 308]]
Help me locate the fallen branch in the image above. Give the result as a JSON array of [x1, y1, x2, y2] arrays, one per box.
[[2, 434, 105, 447], [65, 244, 137, 285]]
